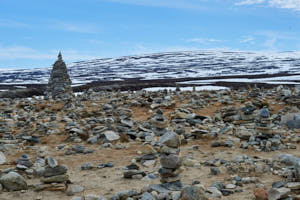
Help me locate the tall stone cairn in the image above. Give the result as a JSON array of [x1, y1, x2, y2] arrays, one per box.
[[46, 52, 72, 99], [158, 131, 183, 191]]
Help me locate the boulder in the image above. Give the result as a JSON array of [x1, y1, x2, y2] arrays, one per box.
[[0, 171, 28, 191]]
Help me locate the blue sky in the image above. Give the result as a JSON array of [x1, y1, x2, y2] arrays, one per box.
[[0, 0, 300, 69]]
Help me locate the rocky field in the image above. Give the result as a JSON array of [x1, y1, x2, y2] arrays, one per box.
[[0, 85, 300, 200]]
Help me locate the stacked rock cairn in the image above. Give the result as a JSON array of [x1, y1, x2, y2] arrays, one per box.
[[255, 107, 272, 135], [150, 108, 168, 136], [158, 130, 183, 191], [36, 156, 70, 191], [46, 52, 72, 99]]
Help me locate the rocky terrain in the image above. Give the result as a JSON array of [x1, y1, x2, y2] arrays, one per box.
[[0, 84, 300, 200]]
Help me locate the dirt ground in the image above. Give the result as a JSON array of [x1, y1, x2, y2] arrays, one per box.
[[0, 98, 299, 200]]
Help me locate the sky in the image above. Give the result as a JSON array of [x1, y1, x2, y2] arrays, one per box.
[[0, 0, 300, 69]]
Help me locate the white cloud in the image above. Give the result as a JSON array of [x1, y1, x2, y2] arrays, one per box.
[[185, 38, 223, 44], [102, 0, 207, 10], [235, 0, 300, 11], [269, 0, 300, 11], [235, 0, 266, 6], [240, 36, 255, 44], [0, 19, 30, 28], [49, 22, 100, 34]]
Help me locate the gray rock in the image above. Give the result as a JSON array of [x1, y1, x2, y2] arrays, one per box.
[[41, 174, 69, 183], [159, 131, 180, 148], [81, 163, 93, 170], [17, 154, 33, 168], [286, 120, 300, 129], [66, 184, 85, 196], [72, 145, 85, 154], [206, 187, 222, 198], [43, 165, 68, 177], [180, 185, 208, 200], [160, 154, 182, 169], [123, 170, 146, 179], [0, 152, 7, 165], [141, 192, 155, 200], [268, 187, 291, 200], [0, 171, 28, 191], [260, 108, 270, 118], [286, 182, 300, 190], [47, 156, 58, 168], [103, 130, 120, 142]]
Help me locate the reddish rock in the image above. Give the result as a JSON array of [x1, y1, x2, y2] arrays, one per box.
[[254, 188, 268, 200]]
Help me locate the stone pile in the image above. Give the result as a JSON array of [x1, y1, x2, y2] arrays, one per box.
[[158, 131, 183, 191], [46, 52, 72, 99], [35, 156, 70, 192], [150, 108, 168, 136]]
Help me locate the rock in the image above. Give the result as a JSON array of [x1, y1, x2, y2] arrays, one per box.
[[286, 120, 300, 129], [206, 187, 222, 198], [268, 187, 291, 200], [254, 188, 268, 200], [286, 182, 300, 190], [0, 171, 28, 191], [47, 156, 58, 168], [159, 131, 180, 148], [72, 145, 85, 154], [103, 130, 120, 142], [210, 167, 220, 175], [141, 192, 155, 200], [17, 154, 33, 168], [123, 170, 146, 179], [66, 184, 85, 196], [0, 152, 7, 165], [41, 174, 69, 183], [43, 165, 68, 177], [160, 154, 182, 169], [260, 108, 270, 118], [272, 181, 285, 188], [81, 163, 93, 170], [180, 184, 208, 200]]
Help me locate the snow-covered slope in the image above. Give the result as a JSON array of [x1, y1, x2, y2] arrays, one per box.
[[0, 50, 300, 85]]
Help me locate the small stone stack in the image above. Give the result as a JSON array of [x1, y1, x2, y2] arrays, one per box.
[[46, 52, 72, 99], [255, 107, 272, 135], [36, 156, 69, 191], [158, 131, 183, 191], [150, 109, 168, 136]]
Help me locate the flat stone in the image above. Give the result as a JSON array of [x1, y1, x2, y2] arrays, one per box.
[[103, 130, 120, 141], [123, 170, 146, 178], [160, 154, 182, 169], [268, 187, 291, 200], [43, 165, 68, 177], [286, 182, 300, 190], [66, 184, 85, 196], [41, 174, 69, 183]]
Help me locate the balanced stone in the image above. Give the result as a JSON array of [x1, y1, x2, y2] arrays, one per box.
[[160, 154, 182, 169]]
